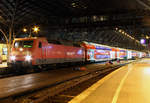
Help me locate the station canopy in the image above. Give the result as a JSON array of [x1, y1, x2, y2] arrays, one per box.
[[0, 0, 150, 51]]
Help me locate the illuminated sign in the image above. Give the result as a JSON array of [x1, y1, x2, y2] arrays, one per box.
[[95, 46, 111, 50]]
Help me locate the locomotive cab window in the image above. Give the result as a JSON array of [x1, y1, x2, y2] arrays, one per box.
[[39, 42, 42, 48], [14, 40, 33, 48]]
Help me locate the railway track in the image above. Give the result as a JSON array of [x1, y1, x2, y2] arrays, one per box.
[[12, 64, 125, 103], [0, 61, 110, 79], [0, 60, 133, 79], [0, 63, 84, 79]]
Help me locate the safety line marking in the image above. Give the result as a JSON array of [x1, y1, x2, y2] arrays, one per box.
[[111, 66, 132, 103], [69, 66, 127, 103]]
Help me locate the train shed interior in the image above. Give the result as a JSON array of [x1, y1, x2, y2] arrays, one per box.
[[0, 1, 150, 103]]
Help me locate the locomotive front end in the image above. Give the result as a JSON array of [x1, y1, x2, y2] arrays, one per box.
[[8, 38, 35, 69]]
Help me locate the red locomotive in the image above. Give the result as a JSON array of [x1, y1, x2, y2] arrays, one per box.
[[8, 37, 85, 71]]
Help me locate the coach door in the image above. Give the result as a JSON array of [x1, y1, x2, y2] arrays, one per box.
[[37, 41, 43, 64], [88, 49, 95, 61]]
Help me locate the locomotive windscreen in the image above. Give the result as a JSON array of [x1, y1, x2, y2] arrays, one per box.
[[14, 40, 33, 48]]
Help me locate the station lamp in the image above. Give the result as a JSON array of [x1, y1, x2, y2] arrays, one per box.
[[140, 39, 146, 44], [119, 29, 122, 33], [23, 28, 27, 32], [32, 26, 40, 33], [146, 35, 149, 39], [122, 31, 125, 34], [22, 26, 40, 37], [115, 28, 118, 31]]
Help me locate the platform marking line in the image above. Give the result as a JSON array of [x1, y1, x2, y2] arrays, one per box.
[[111, 66, 132, 103], [68, 65, 128, 103]]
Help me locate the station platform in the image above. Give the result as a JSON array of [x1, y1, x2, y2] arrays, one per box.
[[69, 58, 150, 103], [0, 62, 7, 68]]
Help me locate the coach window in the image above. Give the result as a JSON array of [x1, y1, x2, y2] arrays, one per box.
[[39, 42, 42, 48]]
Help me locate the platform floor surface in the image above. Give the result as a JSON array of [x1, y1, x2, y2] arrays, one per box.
[[69, 58, 150, 103], [0, 62, 7, 68]]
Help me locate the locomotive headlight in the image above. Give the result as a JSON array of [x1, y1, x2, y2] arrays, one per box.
[[10, 56, 16, 61], [25, 55, 32, 61], [19, 48, 23, 51]]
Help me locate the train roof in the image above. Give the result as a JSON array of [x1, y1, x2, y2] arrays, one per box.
[[82, 41, 145, 53], [82, 41, 115, 49], [14, 37, 81, 47], [13, 38, 146, 53], [14, 37, 46, 41]]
